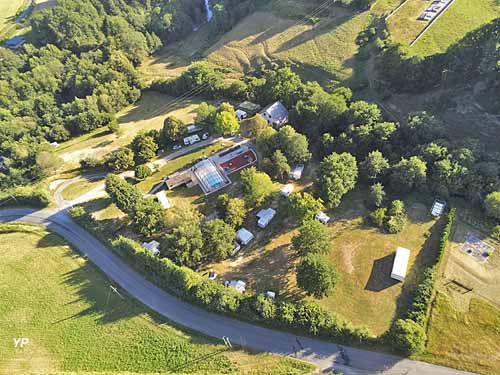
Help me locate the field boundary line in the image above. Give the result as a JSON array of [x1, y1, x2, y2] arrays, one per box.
[[385, 0, 410, 20], [410, 0, 456, 46]]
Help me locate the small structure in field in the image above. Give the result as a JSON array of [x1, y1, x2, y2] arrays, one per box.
[[289, 164, 304, 180], [236, 228, 254, 245], [226, 280, 246, 293], [142, 240, 161, 256], [266, 291, 276, 299], [315, 211, 330, 224], [257, 208, 276, 229], [280, 184, 294, 198], [155, 191, 172, 209], [208, 271, 217, 280], [391, 247, 411, 281], [431, 199, 446, 217], [260, 101, 289, 128], [232, 242, 242, 256]]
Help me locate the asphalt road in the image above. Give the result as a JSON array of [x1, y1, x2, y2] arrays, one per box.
[[0, 208, 477, 375]]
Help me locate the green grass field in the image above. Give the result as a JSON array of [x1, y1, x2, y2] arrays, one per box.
[[0, 223, 313, 375], [388, 0, 500, 56], [418, 292, 500, 375], [0, 0, 27, 37]]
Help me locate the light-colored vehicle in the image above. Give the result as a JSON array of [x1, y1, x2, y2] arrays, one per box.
[[183, 134, 201, 145], [172, 144, 182, 150], [202, 132, 210, 140]]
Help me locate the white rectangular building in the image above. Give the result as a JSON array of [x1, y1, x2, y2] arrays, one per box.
[[391, 247, 411, 282], [155, 191, 172, 209], [236, 228, 254, 245], [257, 208, 276, 228]]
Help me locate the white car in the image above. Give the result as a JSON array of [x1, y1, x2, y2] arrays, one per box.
[[172, 144, 182, 150], [202, 132, 210, 140]]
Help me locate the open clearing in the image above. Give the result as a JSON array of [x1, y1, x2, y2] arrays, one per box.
[[388, 0, 500, 56], [204, 190, 440, 335], [0, 0, 26, 36], [0, 223, 313, 375], [57, 91, 205, 170], [419, 292, 500, 375], [141, 0, 402, 86]]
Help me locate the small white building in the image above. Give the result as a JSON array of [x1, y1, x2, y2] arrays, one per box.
[[142, 240, 161, 256], [50, 141, 60, 148], [155, 190, 172, 209], [265, 291, 276, 299], [257, 208, 276, 228], [431, 199, 446, 217], [235, 109, 248, 121], [280, 184, 294, 198], [315, 211, 330, 224], [391, 247, 411, 282], [227, 280, 246, 293], [289, 164, 304, 180], [236, 228, 254, 245]]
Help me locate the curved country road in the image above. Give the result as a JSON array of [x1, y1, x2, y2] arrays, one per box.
[[0, 208, 476, 375]]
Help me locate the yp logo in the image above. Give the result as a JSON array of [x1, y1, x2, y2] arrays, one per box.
[[13, 338, 29, 348]]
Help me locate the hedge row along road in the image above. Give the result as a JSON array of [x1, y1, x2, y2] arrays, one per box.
[[0, 208, 477, 375]]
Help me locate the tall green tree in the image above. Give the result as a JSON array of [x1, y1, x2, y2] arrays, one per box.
[[202, 219, 236, 261], [317, 152, 358, 208], [292, 219, 331, 256], [162, 116, 186, 144], [288, 192, 324, 223], [296, 254, 338, 298], [132, 132, 158, 164], [240, 167, 274, 207], [214, 111, 239, 135]]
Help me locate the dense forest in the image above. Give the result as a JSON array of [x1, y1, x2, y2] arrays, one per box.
[[377, 18, 500, 98], [0, 0, 264, 189]]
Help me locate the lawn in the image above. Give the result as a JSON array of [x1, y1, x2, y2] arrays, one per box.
[[411, 0, 500, 56], [56, 91, 206, 170], [0, 0, 27, 37], [61, 179, 105, 201], [203, 189, 441, 335], [0, 223, 313, 375], [388, 0, 500, 56], [142, 0, 403, 86], [418, 292, 500, 375]]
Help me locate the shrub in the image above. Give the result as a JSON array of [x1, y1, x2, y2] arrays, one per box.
[[134, 164, 152, 180], [484, 191, 500, 220], [369, 208, 387, 227], [296, 254, 338, 298], [0, 186, 51, 208], [390, 319, 427, 355], [385, 200, 407, 233], [80, 157, 105, 170]]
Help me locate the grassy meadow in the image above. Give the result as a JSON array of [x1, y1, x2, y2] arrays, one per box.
[[0, 223, 313, 375], [388, 0, 500, 56], [0, 0, 26, 37], [418, 292, 500, 375]]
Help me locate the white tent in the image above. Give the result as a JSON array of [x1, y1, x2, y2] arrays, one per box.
[[228, 280, 246, 293], [315, 211, 330, 224], [289, 164, 304, 180], [155, 191, 172, 209], [236, 228, 254, 245], [391, 247, 411, 281], [280, 184, 294, 197], [142, 240, 160, 256], [257, 208, 276, 228]]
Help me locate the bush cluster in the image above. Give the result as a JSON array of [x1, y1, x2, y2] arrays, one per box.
[[0, 186, 51, 208]]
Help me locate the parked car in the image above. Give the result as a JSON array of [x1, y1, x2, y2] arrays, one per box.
[[172, 144, 182, 150], [202, 132, 210, 140]]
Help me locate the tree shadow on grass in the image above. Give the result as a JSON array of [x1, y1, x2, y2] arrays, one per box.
[[364, 253, 400, 292]]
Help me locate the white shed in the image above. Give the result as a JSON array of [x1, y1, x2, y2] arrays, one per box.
[[155, 190, 172, 209], [280, 184, 294, 198], [315, 211, 330, 224], [142, 240, 160, 256], [236, 228, 254, 245], [391, 247, 411, 282], [227, 280, 246, 293], [257, 208, 276, 228]]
